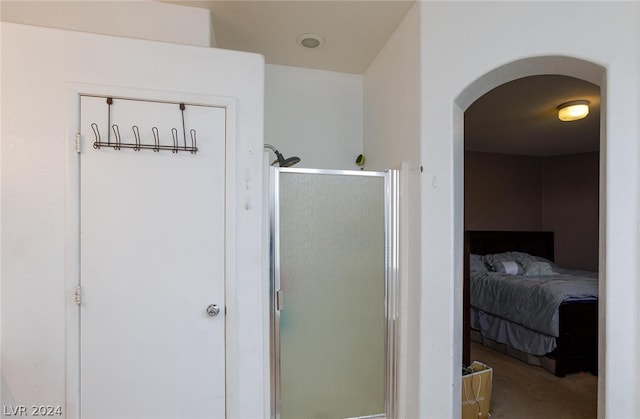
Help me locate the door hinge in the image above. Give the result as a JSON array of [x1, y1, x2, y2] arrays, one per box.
[[75, 285, 82, 305], [76, 133, 81, 153]]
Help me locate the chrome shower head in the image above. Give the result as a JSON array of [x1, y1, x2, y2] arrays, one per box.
[[264, 144, 301, 167]]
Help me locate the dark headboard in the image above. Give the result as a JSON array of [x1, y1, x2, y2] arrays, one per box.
[[465, 230, 554, 261]]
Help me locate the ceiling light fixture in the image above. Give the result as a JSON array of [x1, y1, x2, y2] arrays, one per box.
[[296, 33, 325, 49], [557, 100, 590, 122]]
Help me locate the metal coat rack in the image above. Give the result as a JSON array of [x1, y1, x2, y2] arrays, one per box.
[[91, 97, 198, 154]]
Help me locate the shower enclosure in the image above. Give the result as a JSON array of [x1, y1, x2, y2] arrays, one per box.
[[270, 168, 399, 419]]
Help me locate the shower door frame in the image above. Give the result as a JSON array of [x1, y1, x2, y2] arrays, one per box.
[[269, 167, 399, 419]]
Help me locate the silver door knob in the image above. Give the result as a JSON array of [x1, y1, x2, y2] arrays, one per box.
[[206, 304, 220, 317]]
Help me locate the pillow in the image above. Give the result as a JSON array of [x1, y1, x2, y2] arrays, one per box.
[[484, 251, 556, 269], [523, 261, 557, 276], [492, 260, 524, 275], [470, 254, 488, 272]]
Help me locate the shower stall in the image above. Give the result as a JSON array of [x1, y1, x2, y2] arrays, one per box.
[[270, 167, 399, 419]]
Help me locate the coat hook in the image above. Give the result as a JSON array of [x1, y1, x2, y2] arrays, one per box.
[[152, 127, 160, 152], [112, 124, 122, 150], [171, 128, 179, 153], [190, 129, 197, 154], [132, 125, 141, 151], [91, 123, 101, 149]]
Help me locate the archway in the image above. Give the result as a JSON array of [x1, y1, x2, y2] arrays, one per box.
[[454, 55, 606, 414]]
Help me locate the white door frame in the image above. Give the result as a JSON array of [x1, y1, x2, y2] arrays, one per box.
[[65, 82, 237, 419]]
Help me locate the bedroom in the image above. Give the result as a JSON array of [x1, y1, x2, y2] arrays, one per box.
[[463, 74, 600, 414], [465, 74, 600, 272], [2, 2, 640, 419]]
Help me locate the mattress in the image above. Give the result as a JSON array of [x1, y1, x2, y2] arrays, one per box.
[[469, 251, 598, 355]]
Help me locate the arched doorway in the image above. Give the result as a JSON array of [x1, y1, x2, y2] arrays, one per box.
[[454, 55, 606, 415]]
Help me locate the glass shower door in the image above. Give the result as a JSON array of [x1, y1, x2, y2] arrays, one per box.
[[271, 168, 397, 419]]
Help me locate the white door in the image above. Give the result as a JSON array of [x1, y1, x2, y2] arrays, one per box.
[[79, 95, 226, 418]]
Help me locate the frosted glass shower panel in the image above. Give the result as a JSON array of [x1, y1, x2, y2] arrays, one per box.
[[277, 170, 386, 419]]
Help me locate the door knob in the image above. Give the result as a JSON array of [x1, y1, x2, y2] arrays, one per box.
[[206, 304, 220, 317]]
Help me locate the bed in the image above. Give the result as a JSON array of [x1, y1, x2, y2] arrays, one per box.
[[463, 230, 599, 377]]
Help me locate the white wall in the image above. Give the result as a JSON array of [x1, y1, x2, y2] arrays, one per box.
[[419, 2, 640, 418], [1, 22, 265, 418], [364, 2, 420, 174], [362, 3, 421, 417], [265, 64, 363, 170], [0, 0, 212, 47]]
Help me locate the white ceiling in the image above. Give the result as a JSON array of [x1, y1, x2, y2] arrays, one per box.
[[163, 1, 600, 156], [164, 0, 416, 74]]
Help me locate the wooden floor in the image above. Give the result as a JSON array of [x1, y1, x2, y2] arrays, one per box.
[[470, 342, 597, 419]]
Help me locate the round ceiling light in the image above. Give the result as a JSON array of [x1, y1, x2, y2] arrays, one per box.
[[296, 33, 325, 49], [557, 100, 590, 122]]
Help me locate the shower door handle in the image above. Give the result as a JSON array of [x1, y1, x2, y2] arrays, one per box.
[[276, 289, 284, 311], [206, 304, 220, 317]]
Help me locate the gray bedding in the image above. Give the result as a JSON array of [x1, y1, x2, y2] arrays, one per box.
[[470, 307, 557, 355], [470, 268, 598, 337]]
